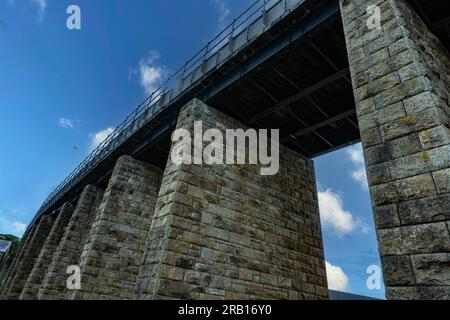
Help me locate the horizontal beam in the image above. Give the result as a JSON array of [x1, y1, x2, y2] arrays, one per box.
[[281, 108, 356, 141], [249, 67, 349, 124], [286, 109, 334, 147]]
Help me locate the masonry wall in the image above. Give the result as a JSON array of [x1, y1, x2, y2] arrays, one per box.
[[340, 0, 450, 299], [20, 203, 74, 300], [135, 99, 327, 300], [0, 256, 13, 289], [0, 225, 36, 298], [4, 214, 54, 299], [67, 156, 162, 300], [38, 185, 104, 300]]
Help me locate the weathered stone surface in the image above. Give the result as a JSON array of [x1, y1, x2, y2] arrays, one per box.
[[360, 127, 382, 148], [378, 223, 450, 256], [386, 133, 422, 160], [4, 215, 54, 299], [358, 102, 405, 132], [366, 162, 391, 185], [398, 194, 450, 225], [433, 168, 450, 195], [388, 286, 450, 300], [38, 185, 104, 300], [403, 92, 440, 115], [373, 204, 400, 229], [135, 99, 327, 300], [67, 156, 162, 300], [356, 97, 375, 117], [367, 51, 413, 81], [371, 174, 437, 206], [373, 76, 431, 110], [20, 203, 74, 300], [388, 145, 450, 180], [0, 257, 13, 289], [411, 253, 450, 285], [0, 225, 36, 297], [364, 143, 390, 166], [382, 255, 415, 286], [380, 108, 448, 142], [419, 126, 450, 150]]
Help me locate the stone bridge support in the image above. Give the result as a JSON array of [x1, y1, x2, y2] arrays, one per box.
[[340, 0, 450, 299], [67, 155, 162, 300], [20, 203, 74, 300], [4, 214, 54, 299], [0, 256, 13, 288], [38, 185, 104, 300], [135, 99, 327, 300], [0, 225, 35, 297]]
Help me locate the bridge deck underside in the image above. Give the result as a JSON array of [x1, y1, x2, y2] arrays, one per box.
[[207, 14, 357, 158]]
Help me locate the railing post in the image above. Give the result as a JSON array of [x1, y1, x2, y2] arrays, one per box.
[[262, 0, 269, 27], [203, 43, 209, 62], [200, 42, 210, 73], [181, 61, 188, 80], [158, 89, 166, 108], [231, 18, 236, 37]]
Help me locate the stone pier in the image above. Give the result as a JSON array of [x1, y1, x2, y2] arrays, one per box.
[[38, 185, 104, 300], [4, 214, 54, 299], [135, 99, 327, 300], [67, 156, 162, 300], [340, 0, 450, 299], [0, 225, 36, 297], [20, 203, 74, 300], [0, 256, 13, 289]]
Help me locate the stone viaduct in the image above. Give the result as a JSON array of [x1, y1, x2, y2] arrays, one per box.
[[0, 0, 449, 300]]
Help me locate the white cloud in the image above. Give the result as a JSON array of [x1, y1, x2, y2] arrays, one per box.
[[318, 189, 357, 236], [58, 117, 74, 129], [31, 0, 48, 22], [325, 261, 349, 291], [211, 0, 231, 31], [351, 167, 368, 188], [89, 127, 115, 152], [318, 189, 371, 237], [346, 144, 364, 164], [0, 209, 27, 237], [11, 222, 26, 232], [346, 143, 368, 190], [0, 210, 27, 237], [130, 50, 168, 96]]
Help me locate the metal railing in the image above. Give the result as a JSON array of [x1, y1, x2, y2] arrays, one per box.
[[36, 0, 303, 218]]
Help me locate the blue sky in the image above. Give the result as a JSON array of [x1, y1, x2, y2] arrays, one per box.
[[0, 0, 384, 299]]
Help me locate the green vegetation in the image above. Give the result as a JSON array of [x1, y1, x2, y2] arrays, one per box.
[[0, 234, 20, 257]]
